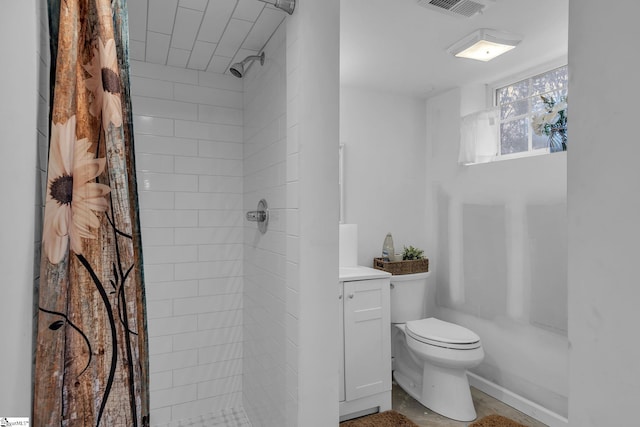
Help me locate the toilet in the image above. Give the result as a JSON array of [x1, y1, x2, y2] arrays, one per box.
[[390, 272, 484, 422]]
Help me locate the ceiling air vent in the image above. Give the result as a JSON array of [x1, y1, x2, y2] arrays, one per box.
[[417, 0, 494, 18]]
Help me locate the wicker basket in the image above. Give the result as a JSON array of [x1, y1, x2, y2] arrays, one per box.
[[373, 257, 429, 275]]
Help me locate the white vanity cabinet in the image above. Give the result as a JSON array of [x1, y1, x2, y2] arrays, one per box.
[[338, 267, 392, 421]]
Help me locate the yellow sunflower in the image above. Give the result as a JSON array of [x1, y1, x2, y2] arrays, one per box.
[[84, 37, 123, 131], [43, 116, 111, 264]]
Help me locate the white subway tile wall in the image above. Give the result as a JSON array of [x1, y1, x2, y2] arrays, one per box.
[[242, 23, 290, 427], [131, 60, 246, 423]]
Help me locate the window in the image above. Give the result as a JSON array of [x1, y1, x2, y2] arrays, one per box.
[[495, 65, 568, 158]]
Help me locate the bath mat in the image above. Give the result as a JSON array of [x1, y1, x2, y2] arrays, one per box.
[[340, 410, 419, 427], [470, 414, 528, 427]]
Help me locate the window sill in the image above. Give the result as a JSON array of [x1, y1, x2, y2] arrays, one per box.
[[462, 148, 566, 166]]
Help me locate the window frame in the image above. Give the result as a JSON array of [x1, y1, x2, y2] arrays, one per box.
[[487, 58, 568, 160]]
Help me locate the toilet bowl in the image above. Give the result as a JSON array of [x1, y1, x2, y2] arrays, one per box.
[[390, 272, 484, 422]]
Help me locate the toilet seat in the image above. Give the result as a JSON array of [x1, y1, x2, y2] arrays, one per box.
[[405, 318, 481, 350]]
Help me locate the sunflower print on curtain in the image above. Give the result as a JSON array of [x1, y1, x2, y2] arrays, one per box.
[[34, 0, 149, 425]]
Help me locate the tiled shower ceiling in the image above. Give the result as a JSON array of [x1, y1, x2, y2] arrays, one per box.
[[128, 0, 285, 75]]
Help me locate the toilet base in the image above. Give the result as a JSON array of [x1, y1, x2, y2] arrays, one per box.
[[424, 361, 477, 421], [394, 364, 477, 422]]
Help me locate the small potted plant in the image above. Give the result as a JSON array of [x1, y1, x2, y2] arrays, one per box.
[[402, 245, 424, 260]]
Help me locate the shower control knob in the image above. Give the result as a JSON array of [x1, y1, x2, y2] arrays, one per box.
[[246, 199, 269, 234], [246, 211, 267, 222]]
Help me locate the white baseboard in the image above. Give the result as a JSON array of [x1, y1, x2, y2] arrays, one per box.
[[467, 372, 568, 427]]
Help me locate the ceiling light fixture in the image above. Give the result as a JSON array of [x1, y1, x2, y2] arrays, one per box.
[[447, 28, 521, 62]]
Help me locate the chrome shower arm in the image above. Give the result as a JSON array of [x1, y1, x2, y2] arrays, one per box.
[[257, 0, 295, 15]]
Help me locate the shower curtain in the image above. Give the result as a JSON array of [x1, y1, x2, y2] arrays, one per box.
[[33, 0, 149, 425]]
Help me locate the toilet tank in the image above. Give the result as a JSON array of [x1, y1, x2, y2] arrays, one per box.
[[389, 272, 430, 323]]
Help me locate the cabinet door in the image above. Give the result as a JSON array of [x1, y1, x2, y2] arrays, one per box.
[[343, 278, 391, 401]]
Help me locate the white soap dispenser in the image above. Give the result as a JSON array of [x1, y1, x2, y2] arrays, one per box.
[[382, 233, 395, 261]]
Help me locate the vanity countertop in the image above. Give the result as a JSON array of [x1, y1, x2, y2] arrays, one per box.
[[339, 265, 391, 281]]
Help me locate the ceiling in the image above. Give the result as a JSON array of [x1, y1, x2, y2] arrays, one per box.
[[341, 0, 568, 97], [127, 0, 285, 74], [128, 0, 568, 97]]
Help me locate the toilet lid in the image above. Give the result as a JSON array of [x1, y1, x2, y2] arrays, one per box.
[[405, 318, 481, 350]]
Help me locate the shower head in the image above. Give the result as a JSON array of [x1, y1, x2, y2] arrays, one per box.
[[229, 52, 265, 78], [258, 0, 295, 15]]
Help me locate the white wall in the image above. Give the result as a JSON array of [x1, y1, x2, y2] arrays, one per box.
[[130, 61, 245, 424], [286, 0, 341, 425], [568, 1, 640, 424], [0, 0, 39, 416], [426, 86, 569, 417], [340, 86, 428, 266], [242, 23, 289, 427]]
